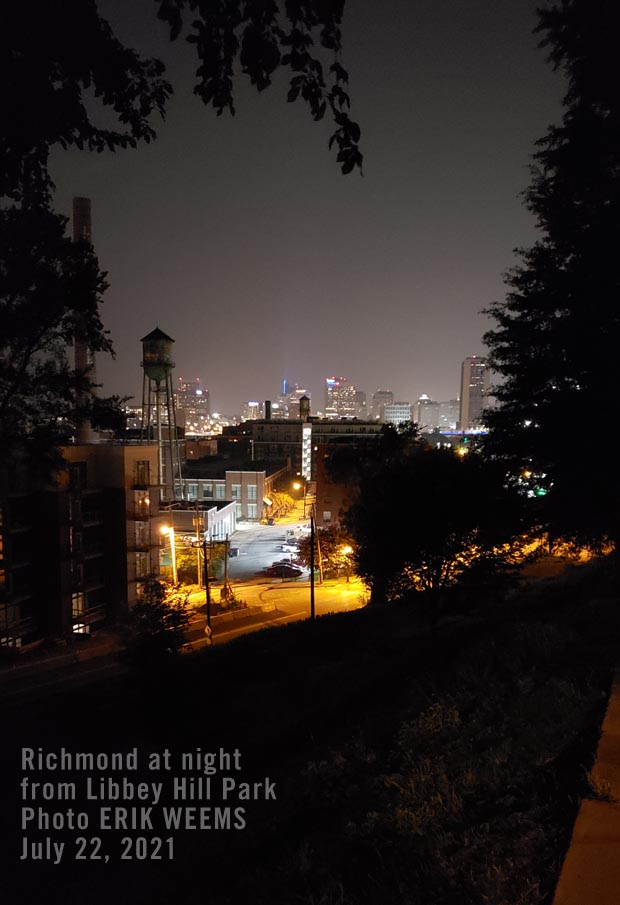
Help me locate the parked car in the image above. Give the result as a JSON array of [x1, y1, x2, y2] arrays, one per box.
[[264, 564, 303, 579], [278, 543, 300, 554]]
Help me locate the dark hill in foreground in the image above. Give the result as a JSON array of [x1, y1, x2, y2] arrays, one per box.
[[3, 557, 619, 905]]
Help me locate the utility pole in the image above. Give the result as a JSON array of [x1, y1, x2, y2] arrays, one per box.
[[310, 514, 315, 620], [221, 534, 234, 602], [315, 520, 324, 585], [202, 537, 212, 628], [194, 500, 202, 587]]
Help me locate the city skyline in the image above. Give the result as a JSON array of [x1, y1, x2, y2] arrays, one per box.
[[49, 0, 564, 414], [170, 366, 464, 420]]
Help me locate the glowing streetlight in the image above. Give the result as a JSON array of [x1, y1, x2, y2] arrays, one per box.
[[160, 525, 177, 585], [293, 479, 307, 517], [341, 544, 353, 582]]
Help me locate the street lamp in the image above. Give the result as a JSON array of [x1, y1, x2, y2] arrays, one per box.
[[341, 545, 353, 582], [160, 525, 177, 585], [293, 479, 307, 517]]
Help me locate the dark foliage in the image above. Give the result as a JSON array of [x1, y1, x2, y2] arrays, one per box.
[[483, 1, 620, 550], [156, 0, 362, 175], [4, 559, 618, 904], [0, 0, 171, 204], [0, 206, 111, 475], [0, 1, 361, 479], [1, 0, 361, 204], [347, 446, 527, 605], [296, 522, 355, 575], [122, 579, 190, 667]]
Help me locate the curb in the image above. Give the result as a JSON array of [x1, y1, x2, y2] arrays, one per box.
[[552, 671, 620, 905], [211, 603, 276, 625]]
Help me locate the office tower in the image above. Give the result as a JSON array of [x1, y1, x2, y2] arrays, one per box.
[[371, 389, 394, 421], [176, 377, 211, 432], [383, 402, 412, 426], [355, 390, 367, 418], [415, 395, 440, 431], [277, 380, 310, 419], [240, 401, 263, 421], [459, 356, 490, 430], [325, 376, 357, 417], [437, 399, 460, 431]]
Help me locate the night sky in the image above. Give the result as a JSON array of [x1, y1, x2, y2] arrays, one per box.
[[50, 0, 564, 415]]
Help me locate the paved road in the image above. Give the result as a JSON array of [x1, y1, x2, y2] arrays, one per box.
[[0, 506, 366, 703], [187, 576, 367, 650], [225, 504, 311, 582]]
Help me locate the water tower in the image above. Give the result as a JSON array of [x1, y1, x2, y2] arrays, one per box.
[[140, 328, 184, 500]]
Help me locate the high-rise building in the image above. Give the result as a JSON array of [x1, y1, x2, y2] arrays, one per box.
[[459, 356, 490, 430], [415, 395, 440, 431], [384, 402, 412, 426], [176, 377, 211, 433], [437, 399, 460, 431], [325, 377, 357, 417], [240, 401, 263, 421], [371, 389, 394, 421], [277, 381, 310, 419]]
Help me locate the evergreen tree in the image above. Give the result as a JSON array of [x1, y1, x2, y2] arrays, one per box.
[[483, 0, 620, 550]]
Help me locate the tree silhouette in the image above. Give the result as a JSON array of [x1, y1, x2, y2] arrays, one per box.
[[2, 0, 361, 203], [346, 447, 525, 606], [483, 0, 620, 553], [1, 1, 361, 475]]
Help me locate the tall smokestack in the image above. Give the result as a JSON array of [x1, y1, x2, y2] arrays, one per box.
[[73, 197, 92, 243], [73, 197, 97, 442]]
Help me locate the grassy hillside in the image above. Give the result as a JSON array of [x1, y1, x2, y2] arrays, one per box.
[[4, 557, 619, 905]]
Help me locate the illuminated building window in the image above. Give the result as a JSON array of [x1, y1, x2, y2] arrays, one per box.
[[72, 592, 85, 618]]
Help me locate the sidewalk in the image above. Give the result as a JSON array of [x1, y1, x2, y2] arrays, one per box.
[[552, 670, 620, 905], [0, 602, 272, 687], [0, 630, 122, 681]]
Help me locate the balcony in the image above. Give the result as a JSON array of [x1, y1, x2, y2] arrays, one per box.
[[73, 603, 107, 627], [127, 507, 153, 521], [127, 540, 157, 552]]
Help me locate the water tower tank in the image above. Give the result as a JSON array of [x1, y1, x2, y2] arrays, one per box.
[[141, 327, 175, 384]]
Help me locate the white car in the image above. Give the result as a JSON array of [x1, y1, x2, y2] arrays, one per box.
[[279, 543, 300, 553]]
